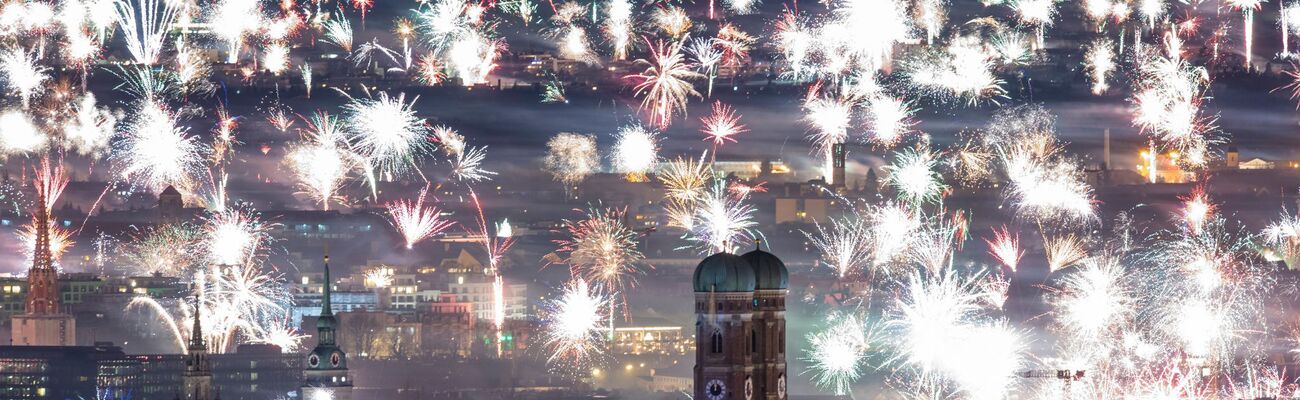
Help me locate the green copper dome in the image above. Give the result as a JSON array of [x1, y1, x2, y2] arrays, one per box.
[[742, 248, 789, 290], [693, 252, 757, 292]]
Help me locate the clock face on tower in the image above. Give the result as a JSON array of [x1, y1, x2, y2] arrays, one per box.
[[744, 377, 754, 400], [706, 379, 726, 400], [777, 374, 787, 399], [330, 351, 341, 367], [308, 354, 320, 368]]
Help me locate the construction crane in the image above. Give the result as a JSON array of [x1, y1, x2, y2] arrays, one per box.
[[1019, 370, 1086, 381], [1019, 369, 1086, 396]]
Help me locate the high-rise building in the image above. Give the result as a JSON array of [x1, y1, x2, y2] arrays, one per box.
[[181, 295, 214, 400], [692, 247, 789, 400], [12, 187, 75, 346], [302, 254, 352, 400]]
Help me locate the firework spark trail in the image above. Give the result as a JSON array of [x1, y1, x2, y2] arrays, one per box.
[[0, 110, 47, 156], [543, 132, 599, 188], [805, 311, 874, 395], [112, 100, 208, 192], [549, 4, 596, 64], [1225, 0, 1266, 69], [989, 106, 1096, 223], [554, 207, 647, 292], [803, 89, 853, 183], [0, 47, 48, 108], [604, 0, 632, 59], [652, 7, 691, 39], [885, 147, 947, 206], [865, 96, 915, 147], [64, 94, 118, 156], [1085, 40, 1116, 95], [685, 180, 756, 254], [658, 154, 713, 204], [540, 278, 613, 369], [451, 146, 496, 182], [124, 223, 205, 276], [803, 216, 872, 277], [385, 186, 456, 249], [130, 263, 295, 354], [868, 203, 921, 269], [1131, 43, 1219, 168], [984, 226, 1023, 272], [611, 125, 660, 179], [827, 0, 911, 71], [466, 191, 515, 329], [288, 113, 353, 211], [1044, 234, 1087, 273], [774, 10, 814, 80], [321, 17, 354, 52], [112, 0, 178, 65], [901, 36, 1006, 106], [263, 42, 290, 74], [203, 207, 271, 267], [907, 214, 967, 275], [626, 37, 702, 128], [365, 266, 395, 288], [915, 0, 948, 44], [343, 91, 431, 187], [1013, 0, 1057, 48], [700, 101, 746, 149], [1049, 257, 1133, 343], [19, 159, 74, 265], [889, 269, 1026, 400], [540, 77, 567, 103], [1180, 188, 1213, 234], [447, 32, 502, 86], [210, 0, 263, 63]]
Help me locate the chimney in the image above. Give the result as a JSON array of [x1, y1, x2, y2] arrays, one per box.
[[1103, 128, 1111, 170], [831, 143, 846, 187]]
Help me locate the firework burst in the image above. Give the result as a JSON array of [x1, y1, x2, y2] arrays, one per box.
[[626, 38, 702, 128], [554, 207, 647, 291], [385, 186, 456, 249], [543, 132, 599, 188], [540, 278, 613, 369]]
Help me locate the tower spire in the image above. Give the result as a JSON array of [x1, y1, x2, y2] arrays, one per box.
[[32, 186, 50, 272], [189, 294, 205, 351], [321, 252, 333, 317]]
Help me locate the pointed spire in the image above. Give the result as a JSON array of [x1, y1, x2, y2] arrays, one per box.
[[32, 186, 50, 272], [321, 252, 333, 317], [189, 293, 206, 351]]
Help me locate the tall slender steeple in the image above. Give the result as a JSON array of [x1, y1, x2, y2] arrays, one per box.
[[321, 254, 333, 319], [26, 187, 58, 315], [303, 252, 352, 400], [181, 294, 214, 400], [189, 294, 206, 352], [11, 169, 75, 346]]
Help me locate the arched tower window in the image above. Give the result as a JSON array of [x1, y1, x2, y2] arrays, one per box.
[[751, 329, 757, 353], [711, 330, 723, 353]]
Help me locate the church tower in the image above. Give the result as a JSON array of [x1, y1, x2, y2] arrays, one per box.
[[302, 254, 352, 400], [11, 185, 75, 346], [693, 249, 788, 400], [181, 295, 214, 400], [742, 247, 789, 400]]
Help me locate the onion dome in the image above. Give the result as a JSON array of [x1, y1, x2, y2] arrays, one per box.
[[693, 252, 757, 292]]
